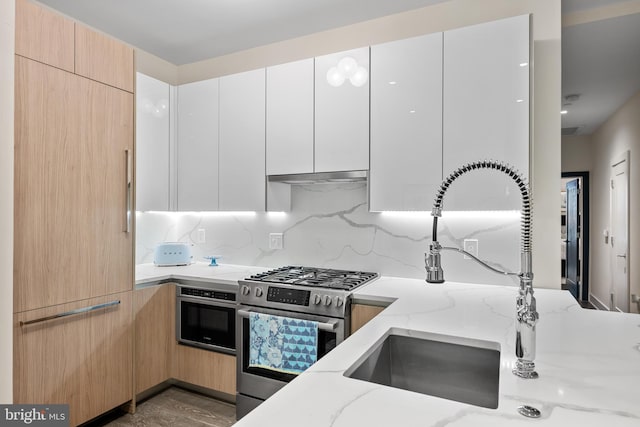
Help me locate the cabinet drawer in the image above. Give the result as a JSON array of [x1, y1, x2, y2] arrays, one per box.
[[173, 344, 236, 395], [14, 291, 133, 426]]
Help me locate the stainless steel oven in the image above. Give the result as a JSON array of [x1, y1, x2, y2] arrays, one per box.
[[235, 266, 377, 419], [235, 305, 345, 417], [176, 284, 237, 354]]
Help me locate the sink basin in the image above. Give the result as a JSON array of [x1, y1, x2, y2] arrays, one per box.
[[344, 328, 500, 409]]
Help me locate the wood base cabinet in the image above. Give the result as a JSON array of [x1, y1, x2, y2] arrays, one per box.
[[351, 304, 386, 334], [134, 284, 236, 397], [173, 344, 236, 395], [134, 284, 175, 395], [14, 291, 133, 426]]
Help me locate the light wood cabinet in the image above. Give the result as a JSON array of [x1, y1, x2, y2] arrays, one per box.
[[177, 78, 220, 211], [136, 72, 171, 212], [369, 33, 443, 212], [315, 47, 370, 173], [75, 23, 134, 93], [15, 0, 74, 72], [14, 56, 133, 313], [14, 5, 135, 423], [14, 291, 133, 426], [266, 58, 314, 175], [351, 304, 385, 334], [134, 284, 175, 395], [219, 69, 266, 211], [443, 15, 530, 211], [134, 283, 236, 397], [173, 343, 236, 395]]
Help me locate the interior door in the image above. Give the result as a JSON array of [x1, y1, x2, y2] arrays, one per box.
[[565, 179, 580, 299], [610, 153, 629, 312]]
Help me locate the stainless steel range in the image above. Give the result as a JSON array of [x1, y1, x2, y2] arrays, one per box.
[[236, 266, 378, 419]]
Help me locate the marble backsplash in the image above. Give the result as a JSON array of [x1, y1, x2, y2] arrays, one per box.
[[136, 183, 522, 286]]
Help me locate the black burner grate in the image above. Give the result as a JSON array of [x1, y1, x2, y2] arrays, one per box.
[[247, 266, 378, 290]]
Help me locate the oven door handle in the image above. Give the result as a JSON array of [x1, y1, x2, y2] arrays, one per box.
[[237, 309, 338, 332]]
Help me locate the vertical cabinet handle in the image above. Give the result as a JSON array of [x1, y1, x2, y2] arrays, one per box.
[[125, 149, 132, 233]]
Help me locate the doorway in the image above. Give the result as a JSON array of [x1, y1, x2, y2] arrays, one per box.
[[561, 172, 590, 304], [610, 152, 630, 312]]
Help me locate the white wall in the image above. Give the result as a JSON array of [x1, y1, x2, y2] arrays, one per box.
[[590, 90, 640, 312], [0, 0, 14, 403], [136, 49, 179, 85], [562, 135, 593, 173]]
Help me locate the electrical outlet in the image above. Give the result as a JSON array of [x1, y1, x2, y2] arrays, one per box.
[[197, 228, 206, 243], [269, 233, 283, 250], [463, 239, 478, 260]]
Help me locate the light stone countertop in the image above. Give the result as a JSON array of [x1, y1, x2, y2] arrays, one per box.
[[234, 276, 640, 427], [135, 263, 640, 426], [135, 262, 268, 287]]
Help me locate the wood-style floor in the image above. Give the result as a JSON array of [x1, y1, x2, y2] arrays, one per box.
[[86, 387, 236, 427]]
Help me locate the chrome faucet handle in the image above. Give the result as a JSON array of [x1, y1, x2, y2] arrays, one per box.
[[425, 242, 445, 283], [517, 291, 539, 327]]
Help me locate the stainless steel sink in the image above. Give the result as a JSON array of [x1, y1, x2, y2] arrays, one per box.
[[344, 328, 501, 409]]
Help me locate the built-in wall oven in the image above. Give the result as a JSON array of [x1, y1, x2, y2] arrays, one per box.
[[236, 266, 378, 419], [176, 283, 237, 354]]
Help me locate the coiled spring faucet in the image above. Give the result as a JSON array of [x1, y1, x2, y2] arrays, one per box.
[[425, 160, 539, 379]]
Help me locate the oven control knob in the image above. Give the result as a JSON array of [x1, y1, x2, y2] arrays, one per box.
[[323, 295, 332, 306], [335, 297, 344, 307], [313, 294, 322, 305], [255, 287, 263, 297], [241, 285, 250, 296]]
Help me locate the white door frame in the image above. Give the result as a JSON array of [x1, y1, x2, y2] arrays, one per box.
[[609, 151, 630, 312]]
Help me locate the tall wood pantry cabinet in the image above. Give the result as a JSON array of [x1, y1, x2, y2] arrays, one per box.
[[13, 1, 134, 425]]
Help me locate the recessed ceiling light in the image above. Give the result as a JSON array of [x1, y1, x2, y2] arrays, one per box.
[[519, 62, 528, 67], [516, 99, 524, 103], [389, 81, 397, 85], [560, 110, 568, 115], [409, 110, 416, 113]]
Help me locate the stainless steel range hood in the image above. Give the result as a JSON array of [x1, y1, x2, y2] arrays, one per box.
[[268, 170, 367, 184]]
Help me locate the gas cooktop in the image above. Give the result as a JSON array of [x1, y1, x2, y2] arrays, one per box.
[[246, 266, 378, 291]]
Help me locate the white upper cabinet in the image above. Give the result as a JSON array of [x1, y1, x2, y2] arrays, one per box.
[[136, 72, 170, 211], [315, 47, 370, 173], [219, 69, 266, 211], [266, 59, 314, 175], [443, 14, 530, 211], [369, 33, 443, 212], [177, 78, 219, 211]]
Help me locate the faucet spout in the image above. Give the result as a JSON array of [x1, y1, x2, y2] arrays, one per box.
[[425, 160, 539, 379]]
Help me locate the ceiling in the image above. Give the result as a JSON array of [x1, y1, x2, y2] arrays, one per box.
[[561, 0, 640, 135], [35, 0, 640, 136], [35, 0, 447, 65]]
